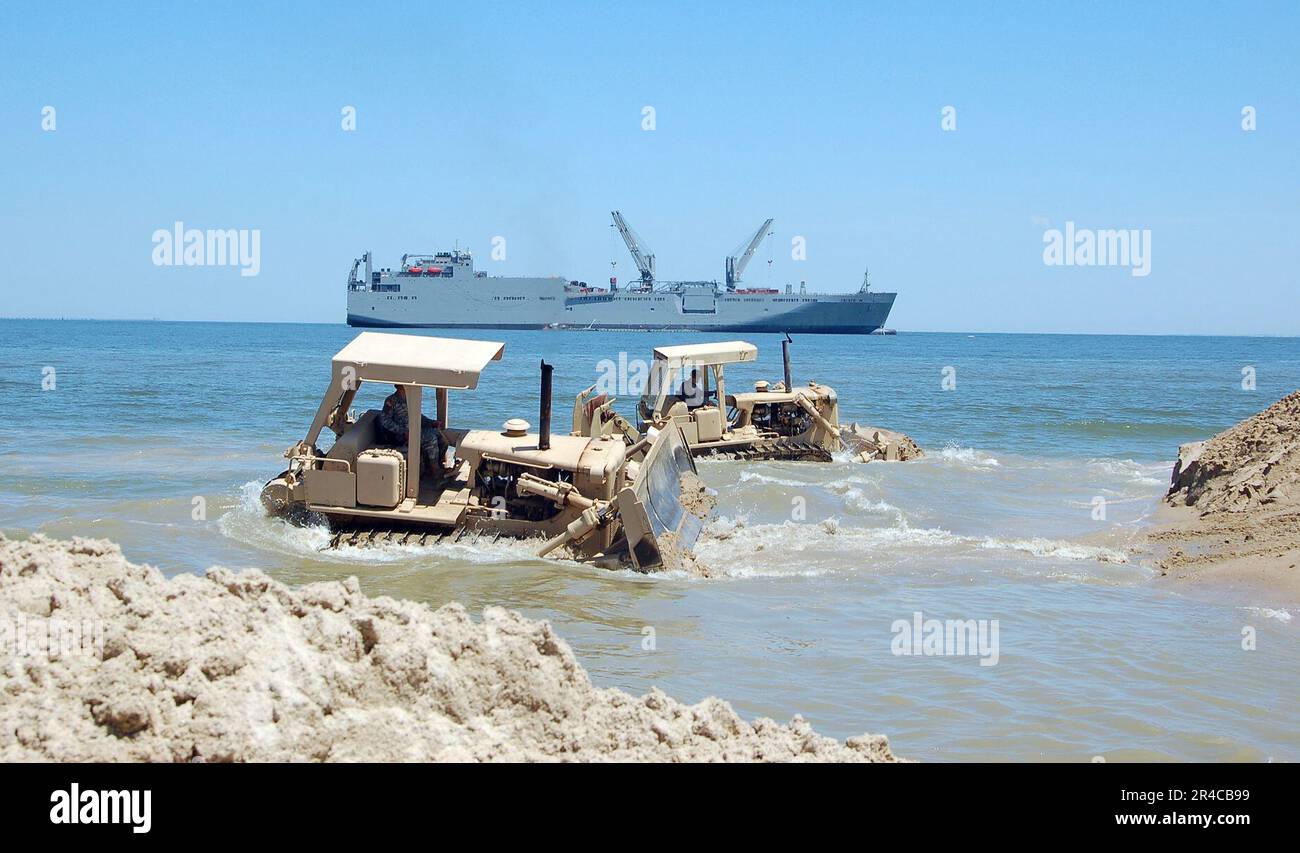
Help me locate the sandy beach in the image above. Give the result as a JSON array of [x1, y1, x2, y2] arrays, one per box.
[[1140, 390, 1300, 602]]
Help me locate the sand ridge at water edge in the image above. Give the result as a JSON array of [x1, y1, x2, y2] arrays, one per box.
[[1144, 389, 1300, 600]]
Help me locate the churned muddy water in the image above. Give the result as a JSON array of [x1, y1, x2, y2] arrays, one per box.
[[4, 319, 1299, 761]]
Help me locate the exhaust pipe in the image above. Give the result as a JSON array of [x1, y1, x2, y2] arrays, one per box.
[[539, 360, 553, 450], [782, 333, 793, 390]]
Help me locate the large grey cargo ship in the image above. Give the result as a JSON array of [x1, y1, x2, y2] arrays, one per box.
[[346, 213, 896, 334]]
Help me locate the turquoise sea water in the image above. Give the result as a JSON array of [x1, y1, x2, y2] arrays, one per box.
[[3, 319, 1298, 761]]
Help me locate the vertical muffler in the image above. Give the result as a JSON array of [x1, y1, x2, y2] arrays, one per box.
[[782, 333, 793, 389], [539, 360, 553, 450]]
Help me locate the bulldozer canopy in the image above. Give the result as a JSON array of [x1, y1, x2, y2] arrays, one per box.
[[652, 340, 757, 369], [332, 332, 505, 389]]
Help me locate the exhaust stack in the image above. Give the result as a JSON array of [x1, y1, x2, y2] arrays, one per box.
[[782, 333, 793, 390], [539, 360, 553, 450]]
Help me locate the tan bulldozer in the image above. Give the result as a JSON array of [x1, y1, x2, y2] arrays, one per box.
[[573, 337, 845, 462], [261, 332, 710, 571]]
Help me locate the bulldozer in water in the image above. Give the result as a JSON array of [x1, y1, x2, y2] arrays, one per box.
[[260, 332, 710, 572], [572, 336, 844, 463]]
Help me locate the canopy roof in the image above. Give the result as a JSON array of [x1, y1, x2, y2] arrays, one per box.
[[652, 340, 758, 368], [332, 332, 505, 390]]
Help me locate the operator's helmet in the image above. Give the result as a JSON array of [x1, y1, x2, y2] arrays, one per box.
[[754, 380, 770, 392]]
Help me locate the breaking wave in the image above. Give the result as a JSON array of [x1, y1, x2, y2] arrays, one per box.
[[1243, 607, 1293, 624], [977, 536, 1129, 563], [935, 444, 1001, 467]]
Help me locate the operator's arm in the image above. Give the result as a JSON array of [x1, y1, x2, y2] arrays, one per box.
[[379, 394, 408, 439]]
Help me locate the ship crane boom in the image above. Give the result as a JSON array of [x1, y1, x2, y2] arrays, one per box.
[[726, 218, 774, 291], [611, 210, 655, 290]]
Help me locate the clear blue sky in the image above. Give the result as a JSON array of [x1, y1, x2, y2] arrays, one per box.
[[2, 1, 1297, 334]]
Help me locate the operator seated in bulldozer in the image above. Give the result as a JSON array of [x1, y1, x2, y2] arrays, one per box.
[[378, 384, 449, 480], [680, 368, 716, 410]]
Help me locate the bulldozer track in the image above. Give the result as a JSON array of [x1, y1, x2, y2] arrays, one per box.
[[325, 524, 459, 550], [695, 439, 833, 463], [324, 521, 536, 550]]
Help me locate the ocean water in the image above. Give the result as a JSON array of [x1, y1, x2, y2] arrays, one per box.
[[3, 319, 1298, 761]]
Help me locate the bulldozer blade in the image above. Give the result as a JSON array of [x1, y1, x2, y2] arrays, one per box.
[[618, 424, 706, 572]]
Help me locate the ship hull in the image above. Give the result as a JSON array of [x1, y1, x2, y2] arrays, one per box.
[[348, 276, 896, 335]]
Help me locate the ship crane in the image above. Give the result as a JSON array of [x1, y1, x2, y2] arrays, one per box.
[[725, 218, 774, 291], [347, 251, 373, 290], [611, 210, 656, 291]]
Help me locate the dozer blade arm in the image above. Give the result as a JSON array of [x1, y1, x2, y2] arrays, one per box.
[[533, 424, 709, 572], [794, 394, 842, 451], [572, 384, 599, 436], [537, 504, 613, 558], [572, 383, 641, 445]]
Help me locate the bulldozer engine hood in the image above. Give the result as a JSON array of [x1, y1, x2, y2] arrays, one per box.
[[731, 385, 838, 406], [457, 431, 627, 477]]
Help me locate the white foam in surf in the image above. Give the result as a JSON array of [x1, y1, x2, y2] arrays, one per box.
[[730, 469, 901, 519], [1242, 607, 1293, 624], [977, 536, 1130, 563], [837, 487, 899, 516], [696, 509, 1142, 583], [735, 469, 822, 488], [218, 481, 552, 567], [936, 443, 1001, 468], [1083, 457, 1168, 487], [696, 514, 964, 578]]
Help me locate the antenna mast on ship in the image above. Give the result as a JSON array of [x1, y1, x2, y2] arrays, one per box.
[[860, 268, 871, 293]]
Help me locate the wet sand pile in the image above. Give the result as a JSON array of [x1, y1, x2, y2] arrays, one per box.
[[840, 423, 924, 462], [0, 534, 898, 762], [676, 470, 716, 518], [1146, 390, 1300, 598], [651, 471, 718, 577]]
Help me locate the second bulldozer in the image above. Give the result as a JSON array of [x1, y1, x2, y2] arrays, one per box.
[[573, 337, 842, 463]]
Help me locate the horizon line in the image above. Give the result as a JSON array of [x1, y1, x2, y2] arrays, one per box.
[[1, 316, 1297, 339]]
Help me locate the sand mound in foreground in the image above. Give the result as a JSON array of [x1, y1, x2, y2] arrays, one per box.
[[0, 534, 898, 762], [1147, 390, 1300, 597]]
